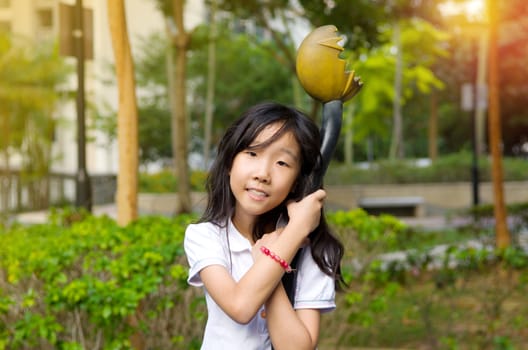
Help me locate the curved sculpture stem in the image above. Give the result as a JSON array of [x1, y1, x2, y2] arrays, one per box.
[[314, 99, 343, 188]]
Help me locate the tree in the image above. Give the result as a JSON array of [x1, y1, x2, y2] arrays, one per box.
[[0, 32, 69, 211], [487, 0, 510, 248], [134, 33, 172, 165], [203, 0, 217, 168], [220, 1, 449, 161], [299, 0, 386, 51], [344, 20, 445, 161], [215, 0, 338, 114], [381, 1, 445, 159], [155, 0, 192, 214], [107, 0, 139, 226], [106, 3, 143, 348], [187, 24, 294, 148], [92, 33, 172, 167], [91, 22, 294, 172], [494, 0, 528, 154]]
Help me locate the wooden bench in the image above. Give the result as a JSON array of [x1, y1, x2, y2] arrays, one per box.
[[358, 196, 425, 217]]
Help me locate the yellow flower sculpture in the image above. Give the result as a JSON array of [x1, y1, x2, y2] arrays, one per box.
[[296, 25, 362, 103]]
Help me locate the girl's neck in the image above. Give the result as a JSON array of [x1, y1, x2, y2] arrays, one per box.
[[231, 214, 255, 243]]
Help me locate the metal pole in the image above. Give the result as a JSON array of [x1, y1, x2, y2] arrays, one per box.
[[471, 109, 480, 206], [471, 37, 480, 207], [74, 0, 92, 211]]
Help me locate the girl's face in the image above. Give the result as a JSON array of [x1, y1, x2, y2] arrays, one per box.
[[230, 122, 301, 233]]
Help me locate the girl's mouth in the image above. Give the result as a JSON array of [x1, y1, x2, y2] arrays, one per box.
[[247, 188, 268, 199]]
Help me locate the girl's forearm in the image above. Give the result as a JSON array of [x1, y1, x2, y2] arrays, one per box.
[[206, 223, 308, 324], [265, 283, 317, 350]]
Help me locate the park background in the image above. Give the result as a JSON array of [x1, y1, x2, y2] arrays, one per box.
[[1, 0, 528, 349]]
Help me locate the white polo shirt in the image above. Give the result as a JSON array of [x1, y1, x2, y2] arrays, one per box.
[[184, 219, 336, 350]]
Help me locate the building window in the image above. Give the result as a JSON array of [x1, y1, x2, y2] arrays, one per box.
[[0, 0, 10, 9], [37, 8, 53, 28]]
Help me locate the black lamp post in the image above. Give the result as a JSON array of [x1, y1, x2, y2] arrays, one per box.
[[462, 78, 481, 207], [471, 101, 480, 206], [74, 0, 92, 211]]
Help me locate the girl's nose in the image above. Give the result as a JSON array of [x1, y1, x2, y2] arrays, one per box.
[[253, 165, 271, 184], [254, 174, 270, 184]]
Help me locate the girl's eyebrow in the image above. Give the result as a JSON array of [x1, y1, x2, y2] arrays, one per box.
[[279, 147, 299, 161]]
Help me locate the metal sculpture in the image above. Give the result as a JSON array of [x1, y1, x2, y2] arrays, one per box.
[[296, 24, 363, 187], [280, 26, 364, 311]]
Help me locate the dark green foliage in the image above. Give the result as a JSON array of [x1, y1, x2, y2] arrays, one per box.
[[187, 23, 294, 152], [325, 152, 528, 185], [0, 210, 203, 349], [323, 209, 528, 349], [2, 206, 528, 348], [139, 169, 207, 193]]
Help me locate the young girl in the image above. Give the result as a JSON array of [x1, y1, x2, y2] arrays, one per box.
[[184, 102, 345, 349]]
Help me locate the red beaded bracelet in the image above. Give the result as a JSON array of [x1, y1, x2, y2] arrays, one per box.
[[260, 246, 294, 273]]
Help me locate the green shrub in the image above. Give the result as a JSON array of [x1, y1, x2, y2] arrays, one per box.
[[139, 169, 207, 193], [139, 170, 177, 193], [0, 210, 204, 349], [137, 153, 528, 191], [323, 209, 528, 349], [3, 208, 527, 349], [325, 151, 528, 185]]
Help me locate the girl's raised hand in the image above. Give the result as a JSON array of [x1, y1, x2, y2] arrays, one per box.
[[286, 189, 326, 235]]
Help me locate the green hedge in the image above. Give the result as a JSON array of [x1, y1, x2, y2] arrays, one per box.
[[140, 153, 528, 193], [2, 208, 528, 349], [0, 209, 204, 349], [323, 209, 528, 349], [325, 152, 528, 185], [139, 170, 207, 193]]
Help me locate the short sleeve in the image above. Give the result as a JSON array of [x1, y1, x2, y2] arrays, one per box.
[[184, 223, 229, 287], [293, 247, 336, 313]]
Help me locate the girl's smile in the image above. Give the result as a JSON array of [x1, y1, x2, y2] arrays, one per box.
[[246, 187, 269, 200]]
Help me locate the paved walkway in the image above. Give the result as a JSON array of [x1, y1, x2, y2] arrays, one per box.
[[13, 204, 118, 225], [12, 203, 461, 230], [11, 203, 527, 243]]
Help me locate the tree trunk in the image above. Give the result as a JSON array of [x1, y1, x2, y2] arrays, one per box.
[[167, 0, 191, 214], [390, 21, 404, 159], [203, 0, 217, 169], [107, 0, 139, 226], [0, 114, 11, 212], [428, 90, 438, 162], [487, 0, 510, 249], [0, 150, 11, 213], [107, 0, 141, 348]]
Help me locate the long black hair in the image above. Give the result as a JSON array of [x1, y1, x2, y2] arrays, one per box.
[[199, 102, 345, 290]]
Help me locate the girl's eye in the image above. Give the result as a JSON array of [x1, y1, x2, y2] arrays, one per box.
[[277, 160, 289, 167], [246, 151, 257, 157]]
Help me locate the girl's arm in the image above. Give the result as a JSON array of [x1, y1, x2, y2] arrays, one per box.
[[198, 189, 326, 324], [265, 282, 320, 350]]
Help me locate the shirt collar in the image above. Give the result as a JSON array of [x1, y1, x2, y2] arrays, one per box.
[[228, 219, 252, 252]]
